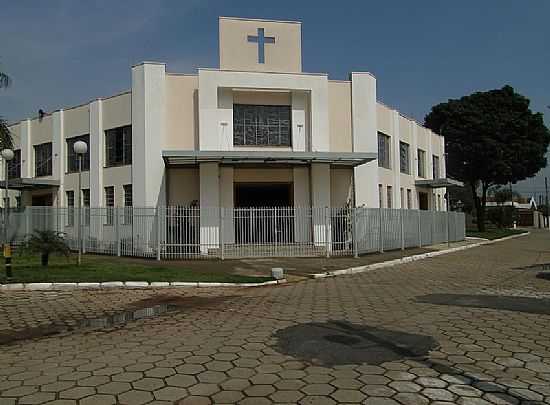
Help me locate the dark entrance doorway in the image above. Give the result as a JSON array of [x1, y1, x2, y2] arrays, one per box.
[[234, 183, 294, 244], [32, 194, 53, 206], [234, 183, 292, 207], [418, 192, 429, 210]]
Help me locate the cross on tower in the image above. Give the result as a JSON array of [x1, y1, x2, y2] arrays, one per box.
[[247, 28, 275, 64]]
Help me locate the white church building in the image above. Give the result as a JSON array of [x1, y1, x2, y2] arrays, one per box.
[[3, 17, 461, 258]]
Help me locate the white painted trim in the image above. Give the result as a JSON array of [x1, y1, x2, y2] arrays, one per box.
[[310, 231, 530, 279], [0, 279, 287, 291]]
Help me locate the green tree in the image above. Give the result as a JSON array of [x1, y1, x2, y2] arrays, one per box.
[[425, 86, 550, 231], [0, 66, 13, 149]]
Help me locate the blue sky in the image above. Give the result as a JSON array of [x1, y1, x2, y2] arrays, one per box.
[[1, 0, 549, 196]]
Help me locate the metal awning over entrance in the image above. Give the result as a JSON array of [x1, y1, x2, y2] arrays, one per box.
[[162, 150, 377, 167], [415, 178, 464, 188], [0, 178, 60, 190]]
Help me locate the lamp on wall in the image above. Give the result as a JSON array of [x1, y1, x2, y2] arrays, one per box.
[[73, 140, 88, 265], [1, 148, 14, 279]]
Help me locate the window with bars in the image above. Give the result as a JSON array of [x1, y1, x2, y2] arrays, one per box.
[[123, 184, 132, 225], [433, 155, 440, 179], [105, 126, 132, 167], [387, 186, 393, 209], [399, 141, 410, 174], [378, 132, 391, 169], [82, 189, 90, 226], [233, 104, 291, 146], [34, 143, 52, 177], [7, 150, 21, 179], [66, 135, 90, 173], [417, 149, 426, 178], [66, 191, 74, 226], [104, 186, 114, 225]]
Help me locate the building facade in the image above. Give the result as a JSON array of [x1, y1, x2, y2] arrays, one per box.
[[5, 17, 449, 215]]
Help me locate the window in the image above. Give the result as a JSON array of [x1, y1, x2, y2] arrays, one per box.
[[433, 155, 440, 179], [233, 104, 291, 146], [417, 149, 426, 178], [66, 191, 75, 226], [437, 194, 441, 211], [400, 187, 405, 208], [104, 186, 114, 225], [7, 150, 21, 179], [123, 184, 132, 225], [66, 135, 90, 173], [34, 143, 52, 177], [105, 126, 132, 167], [378, 132, 391, 169], [407, 189, 412, 209], [387, 186, 393, 209], [399, 142, 410, 174], [82, 189, 90, 226], [378, 184, 383, 208], [15, 196, 21, 210]]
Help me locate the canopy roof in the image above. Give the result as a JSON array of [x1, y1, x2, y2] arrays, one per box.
[[162, 150, 377, 167], [0, 178, 60, 190], [415, 178, 464, 188]]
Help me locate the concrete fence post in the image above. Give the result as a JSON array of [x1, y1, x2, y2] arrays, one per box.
[[116, 208, 121, 257], [418, 209, 422, 248], [352, 208, 358, 258], [156, 207, 161, 261], [378, 207, 384, 253], [400, 208, 405, 251], [325, 207, 330, 258], [220, 207, 225, 260]]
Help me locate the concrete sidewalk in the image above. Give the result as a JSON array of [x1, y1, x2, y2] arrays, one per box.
[[112, 240, 479, 279]]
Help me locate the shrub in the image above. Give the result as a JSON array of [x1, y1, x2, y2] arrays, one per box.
[[24, 230, 71, 266]]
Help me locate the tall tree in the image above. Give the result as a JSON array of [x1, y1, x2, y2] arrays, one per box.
[[0, 66, 13, 149], [425, 85, 550, 231]]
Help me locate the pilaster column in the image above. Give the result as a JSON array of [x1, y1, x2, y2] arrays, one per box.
[[89, 99, 103, 207], [52, 110, 64, 206], [351, 72, 378, 207], [199, 162, 220, 253], [131, 62, 167, 207]]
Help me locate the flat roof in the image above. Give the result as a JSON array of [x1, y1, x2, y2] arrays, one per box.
[[162, 150, 376, 167]]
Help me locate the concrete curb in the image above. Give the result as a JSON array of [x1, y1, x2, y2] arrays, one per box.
[[311, 231, 530, 279], [1, 279, 287, 291]]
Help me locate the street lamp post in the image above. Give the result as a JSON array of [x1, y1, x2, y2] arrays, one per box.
[[73, 141, 87, 266], [2, 149, 14, 279]]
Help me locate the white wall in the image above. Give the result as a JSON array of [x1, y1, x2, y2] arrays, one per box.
[[198, 69, 329, 152], [131, 62, 166, 207], [351, 72, 379, 208]]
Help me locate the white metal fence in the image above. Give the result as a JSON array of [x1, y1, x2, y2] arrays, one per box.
[[1, 206, 465, 260]]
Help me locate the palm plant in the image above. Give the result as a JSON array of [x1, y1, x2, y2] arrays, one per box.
[[0, 71, 10, 89], [0, 67, 13, 149], [25, 230, 71, 267]]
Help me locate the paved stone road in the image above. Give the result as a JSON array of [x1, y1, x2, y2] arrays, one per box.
[[1, 230, 550, 404]]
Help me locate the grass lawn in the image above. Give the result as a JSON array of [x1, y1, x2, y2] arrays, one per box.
[[466, 228, 528, 240], [0, 254, 274, 284]]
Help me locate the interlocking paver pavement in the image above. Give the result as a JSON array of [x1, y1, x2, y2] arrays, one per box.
[[2, 230, 550, 404]]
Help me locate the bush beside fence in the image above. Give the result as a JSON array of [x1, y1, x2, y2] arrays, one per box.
[[1, 207, 465, 260]]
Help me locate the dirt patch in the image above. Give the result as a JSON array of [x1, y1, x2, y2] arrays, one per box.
[[416, 294, 550, 315], [274, 320, 438, 367]]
